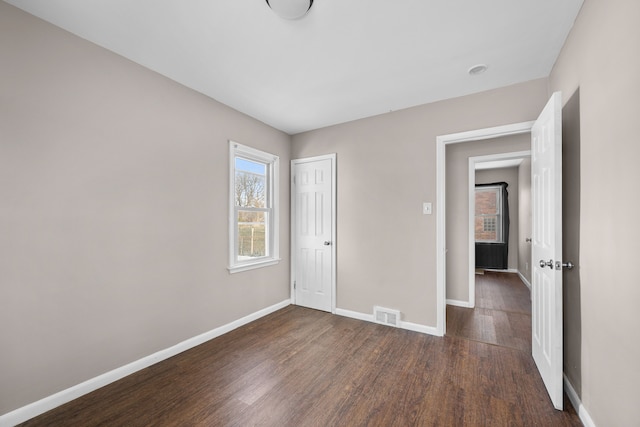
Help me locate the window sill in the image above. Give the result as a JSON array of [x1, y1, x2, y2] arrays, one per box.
[[228, 258, 281, 274]]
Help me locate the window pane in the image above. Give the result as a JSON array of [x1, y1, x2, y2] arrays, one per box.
[[235, 158, 266, 208], [475, 187, 502, 242], [475, 188, 498, 215], [475, 216, 498, 241], [237, 210, 267, 259]]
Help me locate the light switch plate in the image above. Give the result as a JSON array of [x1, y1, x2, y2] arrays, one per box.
[[423, 202, 432, 215]]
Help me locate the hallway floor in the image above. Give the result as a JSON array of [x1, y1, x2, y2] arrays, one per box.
[[447, 271, 532, 352]]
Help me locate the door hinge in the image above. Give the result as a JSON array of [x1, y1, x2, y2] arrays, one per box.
[[293, 281, 296, 289]]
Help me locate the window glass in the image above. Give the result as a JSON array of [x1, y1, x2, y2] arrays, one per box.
[[237, 211, 267, 259], [235, 158, 266, 208]]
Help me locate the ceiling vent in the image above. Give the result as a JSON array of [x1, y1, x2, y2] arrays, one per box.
[[373, 306, 401, 327]]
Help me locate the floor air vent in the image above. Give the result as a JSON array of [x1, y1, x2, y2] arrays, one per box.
[[373, 306, 401, 327]]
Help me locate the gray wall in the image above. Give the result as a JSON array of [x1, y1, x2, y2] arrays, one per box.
[[292, 80, 549, 325], [476, 166, 520, 271], [549, 0, 640, 425], [0, 3, 291, 414], [517, 158, 532, 285], [445, 136, 530, 303]]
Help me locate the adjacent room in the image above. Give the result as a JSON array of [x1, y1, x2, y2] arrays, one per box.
[[1, 1, 639, 426]]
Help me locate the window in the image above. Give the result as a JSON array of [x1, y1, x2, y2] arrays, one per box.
[[475, 186, 503, 243], [228, 141, 279, 273]]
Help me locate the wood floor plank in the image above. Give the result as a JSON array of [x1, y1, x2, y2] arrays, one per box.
[[448, 271, 533, 352], [475, 271, 531, 314], [19, 304, 581, 426]]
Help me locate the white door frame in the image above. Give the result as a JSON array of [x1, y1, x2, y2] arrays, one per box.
[[435, 121, 534, 336], [466, 151, 531, 308], [290, 153, 337, 313]]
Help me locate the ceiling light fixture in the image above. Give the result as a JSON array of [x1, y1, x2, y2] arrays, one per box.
[[468, 64, 488, 76], [266, 0, 314, 20]]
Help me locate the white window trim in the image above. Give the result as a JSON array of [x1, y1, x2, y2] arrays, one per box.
[[228, 140, 280, 274]]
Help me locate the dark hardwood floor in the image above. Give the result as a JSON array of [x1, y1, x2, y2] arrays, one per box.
[[21, 284, 581, 426], [447, 271, 532, 353]]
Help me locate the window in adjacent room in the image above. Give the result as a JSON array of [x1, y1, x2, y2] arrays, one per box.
[[474, 185, 503, 243], [228, 141, 279, 273]]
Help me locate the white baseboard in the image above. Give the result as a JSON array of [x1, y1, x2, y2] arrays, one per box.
[[335, 308, 439, 336], [517, 271, 532, 290], [400, 320, 439, 335], [446, 299, 474, 308], [564, 374, 596, 427], [482, 268, 519, 274], [0, 299, 291, 427], [335, 308, 372, 323]]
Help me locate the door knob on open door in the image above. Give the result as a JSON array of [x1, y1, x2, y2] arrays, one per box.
[[539, 259, 553, 269], [556, 261, 575, 270], [324, 241, 331, 245]]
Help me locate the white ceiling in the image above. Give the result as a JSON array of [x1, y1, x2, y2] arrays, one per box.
[[5, 0, 584, 135]]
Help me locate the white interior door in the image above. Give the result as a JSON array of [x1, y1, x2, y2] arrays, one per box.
[[291, 155, 335, 312], [531, 91, 564, 410]]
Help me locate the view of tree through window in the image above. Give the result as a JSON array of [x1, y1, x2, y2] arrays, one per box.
[[235, 157, 267, 258], [475, 186, 503, 243]]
